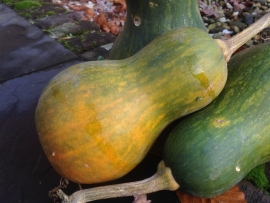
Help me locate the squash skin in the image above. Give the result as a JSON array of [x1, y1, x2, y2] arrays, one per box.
[[163, 42, 270, 198], [35, 27, 227, 184], [109, 0, 207, 60]]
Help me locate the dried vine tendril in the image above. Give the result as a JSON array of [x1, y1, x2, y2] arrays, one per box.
[[49, 178, 69, 203]]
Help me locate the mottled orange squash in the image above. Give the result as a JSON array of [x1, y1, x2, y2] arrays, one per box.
[[35, 27, 227, 184]]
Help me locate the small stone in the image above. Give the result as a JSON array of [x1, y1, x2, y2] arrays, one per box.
[[245, 40, 254, 47], [253, 3, 261, 7], [229, 21, 247, 29], [212, 33, 222, 39], [202, 16, 209, 21], [222, 29, 233, 34], [208, 23, 216, 30], [215, 21, 222, 26], [226, 2, 233, 9], [244, 13, 254, 25], [232, 26, 240, 33], [210, 26, 225, 33], [219, 17, 227, 23], [253, 34, 261, 41], [232, 11, 239, 16], [219, 1, 225, 7], [216, 6, 225, 16], [222, 23, 231, 30]]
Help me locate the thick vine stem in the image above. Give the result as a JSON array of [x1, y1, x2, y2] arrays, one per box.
[[57, 161, 179, 203], [216, 12, 270, 62]]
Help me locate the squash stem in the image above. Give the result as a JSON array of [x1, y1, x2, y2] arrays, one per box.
[[57, 161, 179, 203], [216, 12, 270, 62]]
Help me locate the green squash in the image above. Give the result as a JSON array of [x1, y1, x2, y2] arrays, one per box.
[[163, 42, 270, 198], [109, 0, 207, 60], [35, 27, 227, 184]]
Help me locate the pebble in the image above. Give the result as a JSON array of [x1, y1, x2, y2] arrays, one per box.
[[229, 21, 247, 29], [219, 17, 227, 23], [243, 14, 254, 25], [210, 26, 225, 33], [232, 26, 240, 33], [200, 0, 270, 46], [226, 2, 233, 9]]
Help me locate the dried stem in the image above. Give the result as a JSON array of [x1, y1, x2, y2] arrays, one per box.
[[57, 161, 179, 203], [216, 12, 270, 62]]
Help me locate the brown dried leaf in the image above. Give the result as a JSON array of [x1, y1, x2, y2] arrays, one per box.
[[176, 186, 246, 203], [107, 21, 120, 35], [84, 7, 95, 19], [69, 4, 86, 11], [107, 0, 126, 12], [69, 5, 95, 19], [82, 15, 90, 21], [96, 13, 110, 32]]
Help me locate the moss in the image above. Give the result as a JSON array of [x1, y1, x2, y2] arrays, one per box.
[[80, 34, 87, 42], [46, 11, 56, 16], [60, 40, 73, 51], [58, 40, 82, 54], [23, 13, 31, 18], [245, 163, 270, 193], [2, 0, 17, 6], [90, 41, 97, 49], [14, 1, 42, 10], [42, 29, 52, 35]]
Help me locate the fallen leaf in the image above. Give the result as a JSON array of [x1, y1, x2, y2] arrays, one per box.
[[69, 4, 95, 19], [107, 0, 126, 12], [84, 7, 95, 19], [107, 21, 120, 35], [176, 185, 246, 203], [96, 13, 110, 32], [199, 4, 220, 18], [69, 4, 86, 11], [233, 2, 246, 11]]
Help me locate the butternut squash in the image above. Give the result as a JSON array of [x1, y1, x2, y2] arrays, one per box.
[[36, 27, 227, 184]]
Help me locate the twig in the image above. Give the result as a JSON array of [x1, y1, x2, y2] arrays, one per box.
[[32, 155, 42, 174], [49, 178, 69, 203]]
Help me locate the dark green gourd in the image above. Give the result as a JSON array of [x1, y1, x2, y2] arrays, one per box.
[[163, 42, 270, 197], [109, 0, 207, 59]]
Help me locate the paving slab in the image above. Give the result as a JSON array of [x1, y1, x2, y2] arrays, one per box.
[[0, 59, 83, 203], [0, 4, 78, 83]]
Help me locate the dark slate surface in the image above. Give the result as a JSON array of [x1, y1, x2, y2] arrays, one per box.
[[0, 60, 83, 203], [0, 4, 78, 83]]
